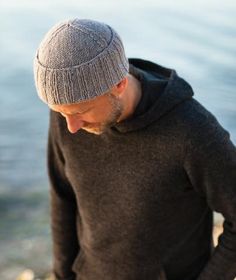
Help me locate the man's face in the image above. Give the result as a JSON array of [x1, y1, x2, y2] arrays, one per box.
[[49, 92, 124, 135]]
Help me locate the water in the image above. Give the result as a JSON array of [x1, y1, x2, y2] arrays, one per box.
[[0, 0, 235, 279]]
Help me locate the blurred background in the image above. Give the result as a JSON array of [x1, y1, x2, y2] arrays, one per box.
[[0, 0, 235, 279]]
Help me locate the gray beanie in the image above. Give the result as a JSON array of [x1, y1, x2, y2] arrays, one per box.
[[33, 18, 129, 105]]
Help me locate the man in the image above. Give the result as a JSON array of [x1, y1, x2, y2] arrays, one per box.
[[33, 18, 236, 280]]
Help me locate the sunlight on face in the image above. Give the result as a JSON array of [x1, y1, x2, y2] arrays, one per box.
[[81, 93, 124, 135], [49, 92, 124, 135]]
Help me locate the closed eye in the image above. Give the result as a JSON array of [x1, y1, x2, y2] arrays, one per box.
[[60, 107, 93, 117]]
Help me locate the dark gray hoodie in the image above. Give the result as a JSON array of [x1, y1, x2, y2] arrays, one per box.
[[48, 58, 236, 280]]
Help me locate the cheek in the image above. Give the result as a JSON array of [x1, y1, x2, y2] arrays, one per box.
[[87, 106, 111, 122]]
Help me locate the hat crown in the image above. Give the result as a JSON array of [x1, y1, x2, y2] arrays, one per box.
[[37, 19, 113, 69]]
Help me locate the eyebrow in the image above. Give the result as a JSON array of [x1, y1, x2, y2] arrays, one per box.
[[61, 107, 92, 115]]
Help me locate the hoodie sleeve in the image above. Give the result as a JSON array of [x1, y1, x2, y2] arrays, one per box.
[[183, 113, 236, 280], [47, 115, 79, 280]]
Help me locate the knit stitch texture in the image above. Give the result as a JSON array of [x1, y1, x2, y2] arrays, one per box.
[[33, 18, 129, 105]]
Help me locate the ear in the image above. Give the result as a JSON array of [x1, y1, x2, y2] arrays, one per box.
[[114, 76, 128, 94]]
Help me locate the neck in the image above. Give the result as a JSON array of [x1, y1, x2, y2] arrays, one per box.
[[117, 74, 142, 122]]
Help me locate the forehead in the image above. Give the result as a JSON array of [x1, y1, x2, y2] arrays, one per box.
[[49, 95, 107, 114]]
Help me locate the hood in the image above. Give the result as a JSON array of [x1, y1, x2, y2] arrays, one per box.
[[112, 58, 194, 133]]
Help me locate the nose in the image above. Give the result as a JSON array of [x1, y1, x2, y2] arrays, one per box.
[[65, 115, 85, 134]]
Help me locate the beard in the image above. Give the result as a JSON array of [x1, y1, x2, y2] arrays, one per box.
[[81, 94, 124, 135]]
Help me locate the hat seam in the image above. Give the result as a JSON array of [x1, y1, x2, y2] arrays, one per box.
[[41, 23, 68, 49], [68, 23, 109, 49]]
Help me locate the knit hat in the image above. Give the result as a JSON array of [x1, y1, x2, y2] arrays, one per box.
[[33, 18, 129, 105]]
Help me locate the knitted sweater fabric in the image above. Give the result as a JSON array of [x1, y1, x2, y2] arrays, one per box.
[[47, 58, 236, 280]]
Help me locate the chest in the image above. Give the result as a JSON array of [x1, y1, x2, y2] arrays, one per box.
[[63, 130, 188, 207]]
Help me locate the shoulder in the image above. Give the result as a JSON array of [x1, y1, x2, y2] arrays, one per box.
[[49, 110, 67, 133], [176, 98, 231, 151]]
